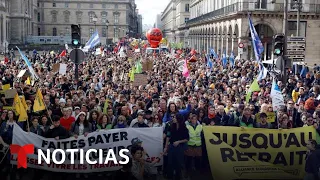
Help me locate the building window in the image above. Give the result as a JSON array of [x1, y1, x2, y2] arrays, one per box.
[[76, 12, 82, 23], [38, 27, 41, 36], [101, 13, 107, 23], [115, 4, 118, 9], [65, 3, 69, 8], [37, 2, 40, 7], [89, 28, 94, 37], [255, 0, 267, 9], [64, 12, 70, 23], [90, 4, 93, 8], [77, 3, 81, 9], [184, 18, 189, 23], [37, 12, 40, 22], [102, 27, 107, 37], [114, 14, 119, 24], [102, 3, 106, 8], [53, 3, 56, 7], [288, 21, 306, 37], [185, 4, 189, 12], [114, 27, 118, 38], [89, 13, 94, 23], [52, 13, 57, 22], [53, 28, 57, 36]]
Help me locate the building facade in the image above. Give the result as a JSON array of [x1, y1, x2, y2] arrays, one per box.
[[187, 0, 320, 65], [137, 14, 143, 38], [161, 0, 190, 46], [0, 0, 139, 51], [155, 14, 162, 29]]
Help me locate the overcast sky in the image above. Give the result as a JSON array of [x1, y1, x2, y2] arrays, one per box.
[[135, 0, 170, 25]]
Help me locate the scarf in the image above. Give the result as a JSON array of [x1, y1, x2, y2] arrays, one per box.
[[208, 113, 215, 119], [117, 123, 125, 128]]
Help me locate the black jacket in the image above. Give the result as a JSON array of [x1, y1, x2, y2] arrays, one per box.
[[305, 145, 320, 180], [45, 125, 69, 139]]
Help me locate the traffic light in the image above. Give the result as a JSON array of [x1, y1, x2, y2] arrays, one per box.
[[273, 33, 285, 56], [71, 24, 81, 47]]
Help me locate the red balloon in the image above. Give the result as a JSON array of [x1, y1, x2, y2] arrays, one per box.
[[146, 28, 163, 48]]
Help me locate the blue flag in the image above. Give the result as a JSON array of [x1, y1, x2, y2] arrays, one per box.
[[16, 46, 39, 80], [206, 54, 213, 70], [210, 48, 218, 59], [229, 52, 235, 68], [222, 51, 227, 68], [300, 66, 308, 78], [248, 14, 264, 62]]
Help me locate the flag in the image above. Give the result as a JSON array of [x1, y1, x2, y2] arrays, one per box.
[[270, 79, 285, 111], [206, 54, 213, 70], [16, 46, 39, 80], [103, 98, 110, 114], [210, 49, 218, 59], [182, 59, 190, 78], [248, 14, 264, 62], [300, 66, 308, 78], [4, 56, 9, 64], [33, 89, 45, 112], [135, 60, 142, 74], [222, 51, 227, 68], [229, 52, 235, 68], [130, 67, 135, 81], [20, 96, 28, 111], [3, 84, 10, 91], [83, 30, 100, 51], [257, 63, 268, 81], [59, 50, 66, 57], [246, 79, 260, 103], [25, 77, 31, 85], [14, 93, 28, 122]]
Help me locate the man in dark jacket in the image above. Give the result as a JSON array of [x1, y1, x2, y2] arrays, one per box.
[[44, 115, 69, 140], [305, 139, 320, 180]]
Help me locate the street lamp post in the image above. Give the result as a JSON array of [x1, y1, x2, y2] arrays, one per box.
[[106, 20, 109, 45]]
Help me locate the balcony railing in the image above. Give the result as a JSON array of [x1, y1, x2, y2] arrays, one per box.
[[187, 2, 320, 26]]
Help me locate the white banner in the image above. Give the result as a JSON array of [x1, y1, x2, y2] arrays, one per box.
[[11, 123, 163, 173]]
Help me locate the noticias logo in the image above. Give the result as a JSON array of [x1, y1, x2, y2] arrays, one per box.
[[10, 144, 130, 168]]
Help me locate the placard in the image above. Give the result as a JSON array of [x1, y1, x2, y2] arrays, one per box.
[[133, 74, 149, 87]]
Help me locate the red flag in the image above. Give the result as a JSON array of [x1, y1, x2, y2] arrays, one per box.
[[4, 57, 9, 64], [59, 50, 66, 57]]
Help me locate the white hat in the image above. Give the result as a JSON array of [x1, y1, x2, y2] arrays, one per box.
[[75, 112, 86, 120], [59, 98, 66, 104]]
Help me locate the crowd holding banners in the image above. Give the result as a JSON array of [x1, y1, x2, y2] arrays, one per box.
[[0, 27, 320, 180]]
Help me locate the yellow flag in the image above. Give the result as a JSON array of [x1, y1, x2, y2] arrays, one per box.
[[3, 84, 10, 91], [103, 98, 110, 114], [33, 89, 45, 112], [20, 96, 28, 110], [26, 77, 31, 85], [14, 94, 28, 122]]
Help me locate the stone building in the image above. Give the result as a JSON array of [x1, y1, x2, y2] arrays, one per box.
[[161, 0, 190, 46], [187, 0, 320, 65], [0, 0, 139, 51]]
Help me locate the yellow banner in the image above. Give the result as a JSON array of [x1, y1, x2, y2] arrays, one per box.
[[203, 126, 316, 180]]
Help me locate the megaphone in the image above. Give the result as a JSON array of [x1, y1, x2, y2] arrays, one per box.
[[177, 60, 184, 72]]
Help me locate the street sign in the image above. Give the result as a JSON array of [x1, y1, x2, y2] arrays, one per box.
[[286, 36, 306, 62], [238, 48, 243, 54], [238, 42, 244, 48], [70, 49, 85, 64]]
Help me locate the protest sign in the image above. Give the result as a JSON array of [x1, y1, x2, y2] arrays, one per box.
[[255, 112, 276, 123], [133, 74, 148, 87], [11, 123, 163, 173], [203, 126, 316, 180]]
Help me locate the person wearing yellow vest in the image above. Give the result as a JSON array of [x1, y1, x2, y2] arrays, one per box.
[[185, 114, 203, 178]]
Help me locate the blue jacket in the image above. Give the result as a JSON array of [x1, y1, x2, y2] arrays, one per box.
[[162, 104, 191, 123]]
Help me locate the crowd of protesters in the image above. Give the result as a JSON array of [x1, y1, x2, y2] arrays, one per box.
[[0, 43, 320, 180]]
